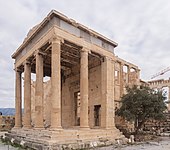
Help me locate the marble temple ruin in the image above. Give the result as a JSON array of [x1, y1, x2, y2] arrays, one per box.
[[7, 10, 141, 149]]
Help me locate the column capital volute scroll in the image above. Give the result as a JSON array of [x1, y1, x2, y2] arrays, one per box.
[[81, 47, 90, 54], [111, 58, 116, 63], [135, 68, 140, 73], [23, 59, 31, 66], [103, 56, 115, 63], [127, 65, 131, 71], [50, 35, 64, 45], [34, 49, 46, 57], [33, 49, 39, 56], [120, 61, 124, 67], [14, 67, 22, 73]]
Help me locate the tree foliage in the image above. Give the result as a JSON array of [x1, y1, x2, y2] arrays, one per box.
[[116, 85, 167, 133]]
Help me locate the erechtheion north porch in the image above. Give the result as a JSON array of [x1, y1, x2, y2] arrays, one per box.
[[7, 10, 140, 149]]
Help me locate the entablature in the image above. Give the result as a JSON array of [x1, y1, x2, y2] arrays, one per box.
[[12, 10, 117, 62]]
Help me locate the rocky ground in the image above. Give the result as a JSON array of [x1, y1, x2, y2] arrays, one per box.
[[0, 132, 19, 150]]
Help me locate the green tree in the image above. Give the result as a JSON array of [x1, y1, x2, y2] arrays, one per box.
[[116, 85, 167, 133]]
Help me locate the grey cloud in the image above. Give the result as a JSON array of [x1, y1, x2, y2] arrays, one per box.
[[0, 0, 170, 107]]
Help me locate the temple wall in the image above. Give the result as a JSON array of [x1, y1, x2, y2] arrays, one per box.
[[31, 65, 103, 128], [61, 65, 102, 128], [61, 74, 80, 128], [30, 63, 139, 128], [31, 80, 51, 127], [31, 81, 35, 126], [115, 85, 121, 101], [43, 80, 51, 127], [89, 65, 101, 127]]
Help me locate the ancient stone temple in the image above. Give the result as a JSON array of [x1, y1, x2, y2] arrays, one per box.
[[8, 10, 140, 149], [148, 79, 170, 111]]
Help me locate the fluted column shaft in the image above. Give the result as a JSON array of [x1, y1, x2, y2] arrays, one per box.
[[80, 49, 89, 128], [168, 87, 170, 111], [120, 63, 124, 97], [14, 69, 22, 128], [35, 52, 44, 128], [101, 57, 115, 129], [23, 61, 31, 128], [50, 38, 62, 129], [0, 115, 2, 125], [127, 66, 130, 83]]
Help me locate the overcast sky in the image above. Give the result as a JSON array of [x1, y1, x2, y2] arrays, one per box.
[[0, 0, 170, 108]]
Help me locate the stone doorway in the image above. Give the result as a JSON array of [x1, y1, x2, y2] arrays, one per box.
[[94, 105, 101, 127]]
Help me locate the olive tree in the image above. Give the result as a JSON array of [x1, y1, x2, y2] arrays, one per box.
[[116, 85, 167, 133]]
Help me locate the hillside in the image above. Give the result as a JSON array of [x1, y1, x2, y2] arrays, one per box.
[[0, 108, 15, 116]]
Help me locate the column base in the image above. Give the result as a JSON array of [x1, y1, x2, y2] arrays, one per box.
[[23, 125, 32, 129], [34, 127, 44, 130], [13, 126, 22, 129], [12, 126, 22, 131], [80, 126, 90, 130], [101, 126, 115, 130], [50, 126, 63, 131]]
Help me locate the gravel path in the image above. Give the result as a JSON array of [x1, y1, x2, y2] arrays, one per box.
[[0, 132, 19, 150], [0, 141, 18, 150], [97, 137, 170, 150]]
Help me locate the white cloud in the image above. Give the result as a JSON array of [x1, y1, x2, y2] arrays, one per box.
[[0, 0, 170, 107]]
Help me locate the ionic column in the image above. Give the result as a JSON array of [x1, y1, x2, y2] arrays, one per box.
[[136, 69, 140, 79], [101, 57, 115, 129], [14, 68, 22, 128], [169, 87, 170, 100], [80, 48, 89, 128], [35, 52, 44, 128], [136, 69, 140, 85], [127, 66, 130, 83], [50, 37, 62, 129], [120, 63, 124, 97], [168, 87, 170, 111], [23, 61, 32, 128], [0, 115, 2, 125]]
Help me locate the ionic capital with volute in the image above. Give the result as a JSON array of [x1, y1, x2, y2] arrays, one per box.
[[50, 36, 64, 45]]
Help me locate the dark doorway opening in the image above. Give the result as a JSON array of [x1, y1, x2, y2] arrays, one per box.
[[74, 91, 80, 126], [94, 105, 101, 126]]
